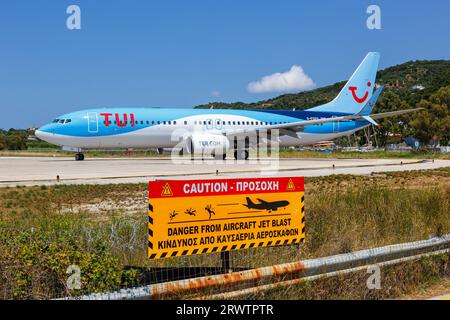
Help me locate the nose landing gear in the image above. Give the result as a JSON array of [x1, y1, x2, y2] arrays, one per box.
[[75, 153, 85, 161]]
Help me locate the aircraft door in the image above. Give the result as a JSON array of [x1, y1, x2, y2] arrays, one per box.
[[333, 120, 340, 133], [87, 112, 99, 133]]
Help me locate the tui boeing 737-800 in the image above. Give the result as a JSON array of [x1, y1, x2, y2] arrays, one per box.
[[35, 52, 421, 161]]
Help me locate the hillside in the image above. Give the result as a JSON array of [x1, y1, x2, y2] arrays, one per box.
[[195, 60, 450, 110]]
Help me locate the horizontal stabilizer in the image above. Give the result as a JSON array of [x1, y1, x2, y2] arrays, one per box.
[[370, 108, 424, 119], [362, 116, 379, 126]]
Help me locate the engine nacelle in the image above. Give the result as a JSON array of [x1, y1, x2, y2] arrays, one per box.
[[189, 133, 230, 155]]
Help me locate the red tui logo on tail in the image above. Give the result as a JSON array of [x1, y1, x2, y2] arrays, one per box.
[[348, 82, 372, 103]]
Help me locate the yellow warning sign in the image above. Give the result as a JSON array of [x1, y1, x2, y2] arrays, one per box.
[[148, 177, 305, 259], [161, 183, 173, 197]]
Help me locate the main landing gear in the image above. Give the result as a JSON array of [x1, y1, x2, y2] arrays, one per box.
[[233, 149, 249, 160], [233, 136, 250, 160], [75, 153, 85, 161]]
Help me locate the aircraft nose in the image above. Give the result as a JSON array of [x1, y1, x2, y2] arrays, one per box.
[[35, 129, 50, 140], [35, 125, 54, 141]]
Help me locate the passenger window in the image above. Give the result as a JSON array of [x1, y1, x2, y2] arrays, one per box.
[[152, 121, 155, 125], [157, 121, 160, 124], [173, 121, 176, 125], [184, 121, 187, 125], [146, 121, 149, 124]]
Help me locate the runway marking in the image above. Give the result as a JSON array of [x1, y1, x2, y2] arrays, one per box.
[[1, 157, 448, 188], [0, 159, 427, 184]]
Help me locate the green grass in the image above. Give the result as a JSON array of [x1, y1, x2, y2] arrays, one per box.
[[0, 169, 448, 299], [240, 253, 450, 300], [1, 148, 449, 160], [278, 149, 450, 160], [0, 149, 166, 158]]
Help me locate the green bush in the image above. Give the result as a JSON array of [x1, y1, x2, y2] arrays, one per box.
[[0, 214, 142, 299]]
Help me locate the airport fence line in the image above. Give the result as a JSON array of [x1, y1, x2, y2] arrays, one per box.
[[59, 235, 450, 300], [198, 248, 450, 300]]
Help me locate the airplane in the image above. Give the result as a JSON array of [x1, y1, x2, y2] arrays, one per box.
[[35, 52, 422, 161], [243, 197, 290, 212]]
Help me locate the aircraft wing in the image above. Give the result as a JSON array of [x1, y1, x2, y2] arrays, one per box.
[[225, 114, 356, 137], [257, 198, 268, 204], [225, 108, 423, 137]]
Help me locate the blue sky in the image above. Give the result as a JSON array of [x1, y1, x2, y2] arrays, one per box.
[[1, 0, 449, 129]]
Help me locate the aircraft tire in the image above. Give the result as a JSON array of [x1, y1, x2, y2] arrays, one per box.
[[234, 150, 249, 160]]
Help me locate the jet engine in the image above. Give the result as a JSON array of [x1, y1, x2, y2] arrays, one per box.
[[188, 133, 230, 158]]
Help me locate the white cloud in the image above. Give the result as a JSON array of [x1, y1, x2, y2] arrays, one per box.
[[247, 65, 315, 94], [210, 90, 221, 97]]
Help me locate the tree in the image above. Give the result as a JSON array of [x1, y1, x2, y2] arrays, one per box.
[[409, 85, 450, 146], [372, 91, 410, 147], [5, 134, 28, 150], [0, 134, 6, 150]]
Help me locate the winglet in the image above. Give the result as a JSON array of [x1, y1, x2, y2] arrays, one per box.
[[358, 85, 383, 116]]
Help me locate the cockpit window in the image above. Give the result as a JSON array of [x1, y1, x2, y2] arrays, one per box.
[[52, 118, 72, 124]]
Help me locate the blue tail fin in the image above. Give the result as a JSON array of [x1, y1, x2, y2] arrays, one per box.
[[307, 52, 380, 114]]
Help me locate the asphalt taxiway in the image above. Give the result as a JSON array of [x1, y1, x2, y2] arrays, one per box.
[[1, 156, 449, 187]]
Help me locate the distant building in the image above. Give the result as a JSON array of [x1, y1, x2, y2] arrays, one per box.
[[412, 84, 425, 91], [386, 142, 413, 152], [439, 146, 450, 153], [405, 136, 421, 149]]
